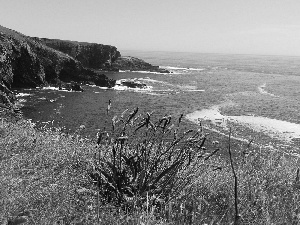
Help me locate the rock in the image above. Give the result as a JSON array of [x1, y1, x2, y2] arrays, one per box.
[[71, 83, 84, 92], [121, 80, 147, 89], [92, 73, 116, 88], [111, 56, 170, 73]]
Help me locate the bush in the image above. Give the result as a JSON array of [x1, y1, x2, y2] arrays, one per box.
[[89, 107, 218, 211]]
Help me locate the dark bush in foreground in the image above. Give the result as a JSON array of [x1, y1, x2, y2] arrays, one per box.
[[89, 108, 215, 209]]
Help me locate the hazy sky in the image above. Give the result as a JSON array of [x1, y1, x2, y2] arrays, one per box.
[[1, 0, 300, 56]]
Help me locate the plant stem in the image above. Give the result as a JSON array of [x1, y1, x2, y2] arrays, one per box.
[[228, 127, 240, 224]]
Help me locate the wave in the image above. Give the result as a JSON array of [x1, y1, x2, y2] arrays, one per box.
[[138, 78, 205, 93], [15, 98, 27, 108], [40, 86, 83, 92], [132, 70, 170, 75], [16, 93, 31, 97], [113, 79, 153, 92], [42, 86, 59, 91], [160, 66, 205, 71], [258, 83, 276, 97], [97, 87, 109, 90], [160, 66, 205, 74], [186, 105, 300, 142], [185, 89, 205, 92], [119, 70, 170, 75], [137, 77, 174, 86]]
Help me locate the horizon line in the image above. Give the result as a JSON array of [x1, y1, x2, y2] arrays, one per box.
[[120, 49, 300, 58]]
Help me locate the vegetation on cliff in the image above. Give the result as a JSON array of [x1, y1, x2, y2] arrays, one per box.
[[37, 38, 121, 70], [1, 107, 300, 224]]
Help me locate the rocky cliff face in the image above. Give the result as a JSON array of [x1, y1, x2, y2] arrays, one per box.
[[37, 38, 121, 69], [0, 25, 117, 107], [0, 25, 168, 108], [0, 25, 84, 88]]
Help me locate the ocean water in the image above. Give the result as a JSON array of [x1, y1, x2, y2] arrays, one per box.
[[15, 50, 300, 154]]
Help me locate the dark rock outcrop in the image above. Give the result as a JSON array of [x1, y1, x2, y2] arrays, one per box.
[[62, 82, 84, 92], [111, 56, 169, 73], [120, 80, 147, 89], [0, 25, 116, 97], [92, 73, 116, 88]]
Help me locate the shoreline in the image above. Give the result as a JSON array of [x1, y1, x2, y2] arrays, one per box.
[[186, 104, 300, 143]]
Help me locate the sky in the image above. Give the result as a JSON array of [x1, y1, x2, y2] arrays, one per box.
[[1, 0, 300, 56]]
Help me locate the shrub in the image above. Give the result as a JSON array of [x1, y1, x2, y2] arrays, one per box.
[[89, 106, 219, 211]]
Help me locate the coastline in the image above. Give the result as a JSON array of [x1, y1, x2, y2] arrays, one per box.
[[186, 104, 300, 143]]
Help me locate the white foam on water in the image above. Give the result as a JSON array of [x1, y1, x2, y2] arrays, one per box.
[[42, 86, 59, 91], [138, 77, 165, 83], [143, 92, 166, 96], [16, 93, 31, 97], [258, 83, 276, 97], [132, 70, 170, 75], [185, 89, 205, 92], [138, 78, 205, 92], [15, 98, 27, 108], [154, 89, 175, 92], [177, 85, 205, 92], [112, 85, 128, 91], [161, 66, 204, 71], [160, 66, 204, 75], [189, 68, 205, 71], [59, 89, 73, 92], [137, 77, 175, 87], [17, 99, 27, 103], [186, 106, 300, 142], [113, 79, 153, 92]]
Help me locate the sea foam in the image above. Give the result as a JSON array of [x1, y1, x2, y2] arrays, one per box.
[[16, 93, 31, 97], [186, 106, 300, 142], [258, 83, 276, 97]]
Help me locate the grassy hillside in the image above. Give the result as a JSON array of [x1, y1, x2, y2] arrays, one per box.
[[1, 108, 300, 224]]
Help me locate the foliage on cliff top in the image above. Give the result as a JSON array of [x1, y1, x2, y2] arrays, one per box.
[[1, 108, 300, 224]]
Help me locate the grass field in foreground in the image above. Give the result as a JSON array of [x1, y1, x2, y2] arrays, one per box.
[[1, 109, 300, 224]]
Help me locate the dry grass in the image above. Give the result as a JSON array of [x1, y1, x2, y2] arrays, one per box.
[[0, 113, 96, 224], [1, 108, 300, 224]]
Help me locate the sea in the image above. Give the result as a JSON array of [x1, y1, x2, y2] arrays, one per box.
[[15, 50, 300, 155]]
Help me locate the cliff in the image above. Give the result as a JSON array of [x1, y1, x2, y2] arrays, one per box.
[[37, 38, 121, 69], [0, 25, 116, 107], [0, 25, 168, 108], [37, 39, 168, 73]]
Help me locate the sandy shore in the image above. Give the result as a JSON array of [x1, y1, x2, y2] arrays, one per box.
[[186, 106, 300, 142]]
